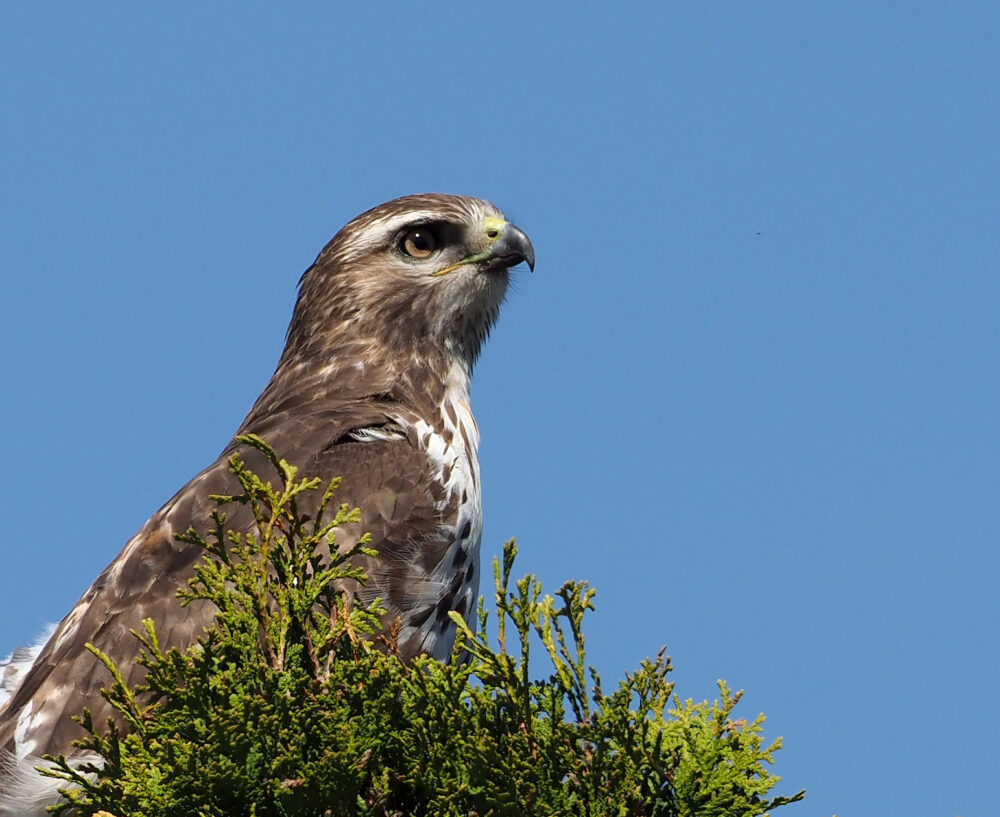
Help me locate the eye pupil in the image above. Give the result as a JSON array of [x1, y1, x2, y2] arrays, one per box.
[[402, 228, 436, 258]]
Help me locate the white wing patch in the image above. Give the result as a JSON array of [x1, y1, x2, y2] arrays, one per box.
[[347, 425, 407, 443]]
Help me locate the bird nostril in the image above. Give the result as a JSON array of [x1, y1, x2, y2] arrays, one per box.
[[486, 228, 499, 239]]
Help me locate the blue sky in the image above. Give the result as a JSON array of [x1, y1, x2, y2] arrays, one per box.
[[1, 4, 997, 815]]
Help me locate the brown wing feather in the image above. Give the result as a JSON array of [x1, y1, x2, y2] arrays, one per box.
[[0, 401, 457, 757]]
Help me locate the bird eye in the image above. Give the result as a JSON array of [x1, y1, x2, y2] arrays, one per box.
[[400, 228, 437, 259]]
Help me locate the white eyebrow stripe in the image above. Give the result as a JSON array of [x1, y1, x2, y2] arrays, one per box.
[[338, 211, 446, 256], [344, 212, 461, 254], [367, 210, 469, 233]]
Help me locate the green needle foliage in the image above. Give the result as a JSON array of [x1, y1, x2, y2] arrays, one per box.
[[44, 436, 805, 816]]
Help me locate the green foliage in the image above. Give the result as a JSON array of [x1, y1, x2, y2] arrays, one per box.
[[44, 436, 805, 816]]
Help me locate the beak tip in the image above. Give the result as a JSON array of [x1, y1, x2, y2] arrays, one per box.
[[507, 223, 535, 273]]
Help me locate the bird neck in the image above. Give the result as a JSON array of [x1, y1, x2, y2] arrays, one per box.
[[237, 334, 475, 438]]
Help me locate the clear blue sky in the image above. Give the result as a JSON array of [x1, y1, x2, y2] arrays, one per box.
[[2, 4, 997, 815]]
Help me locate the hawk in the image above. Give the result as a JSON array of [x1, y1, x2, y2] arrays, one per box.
[[0, 193, 534, 814]]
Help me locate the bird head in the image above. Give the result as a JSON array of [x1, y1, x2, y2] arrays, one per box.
[[287, 194, 534, 372]]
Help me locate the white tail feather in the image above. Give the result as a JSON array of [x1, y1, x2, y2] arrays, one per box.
[[0, 627, 91, 815], [0, 749, 97, 816], [0, 626, 57, 716]]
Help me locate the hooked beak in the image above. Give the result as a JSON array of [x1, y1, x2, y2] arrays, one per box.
[[489, 223, 535, 272]]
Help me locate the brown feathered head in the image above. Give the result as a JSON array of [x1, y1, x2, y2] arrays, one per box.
[[282, 194, 535, 374]]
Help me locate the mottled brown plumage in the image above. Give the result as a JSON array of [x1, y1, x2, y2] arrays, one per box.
[[0, 194, 533, 813]]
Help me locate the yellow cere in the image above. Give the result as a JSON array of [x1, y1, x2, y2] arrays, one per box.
[[431, 218, 508, 277], [483, 216, 506, 242]]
